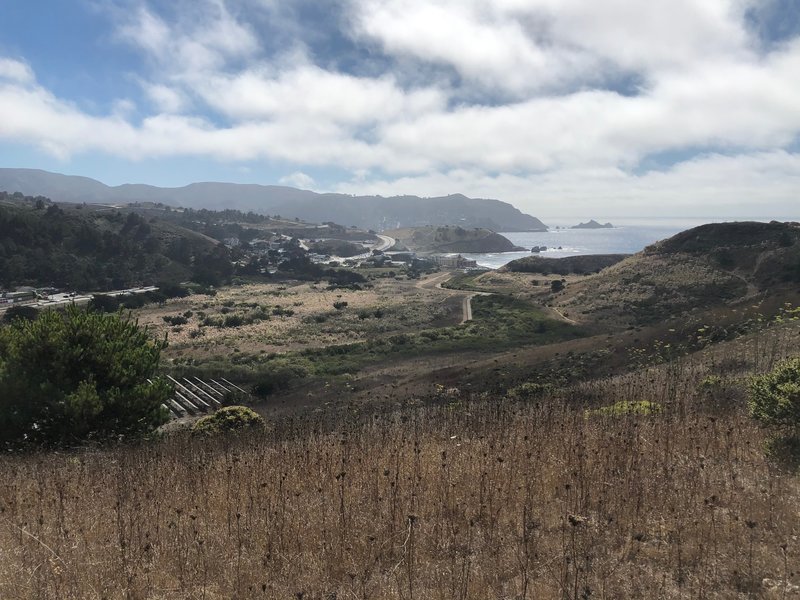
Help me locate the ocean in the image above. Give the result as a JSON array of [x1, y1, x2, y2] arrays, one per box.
[[459, 218, 765, 270]]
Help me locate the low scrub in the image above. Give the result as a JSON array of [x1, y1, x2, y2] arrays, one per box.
[[0, 390, 795, 599], [748, 357, 800, 430], [585, 400, 662, 418], [192, 406, 266, 435]]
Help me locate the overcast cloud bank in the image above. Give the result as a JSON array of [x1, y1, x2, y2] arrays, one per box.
[[0, 0, 798, 218]]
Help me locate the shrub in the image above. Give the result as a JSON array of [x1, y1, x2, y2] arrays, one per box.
[[163, 315, 189, 326], [120, 294, 147, 309], [157, 283, 190, 298], [223, 315, 245, 328], [88, 294, 120, 313], [748, 357, 800, 430], [251, 360, 309, 397], [2, 305, 39, 324], [0, 306, 170, 447], [586, 400, 662, 418], [192, 406, 266, 436], [333, 301, 348, 310]]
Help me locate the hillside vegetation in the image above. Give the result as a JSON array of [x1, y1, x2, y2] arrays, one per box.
[[0, 193, 231, 290], [504, 253, 629, 275], [2, 219, 800, 599], [388, 225, 522, 253], [553, 221, 800, 327], [1, 320, 799, 598]]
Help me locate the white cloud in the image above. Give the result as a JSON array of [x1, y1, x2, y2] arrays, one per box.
[[144, 83, 187, 113], [195, 64, 445, 125], [0, 0, 799, 218], [279, 171, 316, 189], [375, 41, 800, 172], [350, 1, 573, 93], [348, 0, 753, 94], [117, 6, 171, 57], [337, 151, 800, 219], [118, 1, 259, 73], [0, 58, 34, 83], [2, 32, 799, 176]]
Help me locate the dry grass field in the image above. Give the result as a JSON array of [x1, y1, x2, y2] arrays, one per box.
[[133, 276, 461, 362], [1, 322, 799, 600]]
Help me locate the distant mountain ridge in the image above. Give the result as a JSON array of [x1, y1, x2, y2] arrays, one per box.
[[0, 168, 548, 232]]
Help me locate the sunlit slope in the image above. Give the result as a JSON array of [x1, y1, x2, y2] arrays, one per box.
[[552, 221, 800, 327]]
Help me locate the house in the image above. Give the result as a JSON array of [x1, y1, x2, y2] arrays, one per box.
[[4, 287, 37, 303], [432, 254, 478, 269]]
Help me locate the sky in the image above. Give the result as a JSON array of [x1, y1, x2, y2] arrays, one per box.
[[0, 0, 799, 220]]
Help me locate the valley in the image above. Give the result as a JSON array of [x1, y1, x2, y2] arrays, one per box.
[[2, 3, 799, 596], [2, 192, 799, 599]]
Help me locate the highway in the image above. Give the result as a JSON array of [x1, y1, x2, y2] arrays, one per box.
[[374, 234, 395, 252], [0, 286, 159, 315]]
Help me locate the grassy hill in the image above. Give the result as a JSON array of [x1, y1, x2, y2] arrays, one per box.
[[388, 225, 522, 253], [552, 221, 800, 327]]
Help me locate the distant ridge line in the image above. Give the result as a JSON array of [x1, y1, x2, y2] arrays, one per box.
[[0, 168, 548, 232]]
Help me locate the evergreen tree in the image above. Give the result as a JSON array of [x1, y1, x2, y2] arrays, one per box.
[[0, 306, 171, 447]]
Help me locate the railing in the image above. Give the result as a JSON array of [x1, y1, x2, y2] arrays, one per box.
[[153, 377, 249, 417]]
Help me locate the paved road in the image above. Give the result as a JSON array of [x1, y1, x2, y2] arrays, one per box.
[[0, 286, 159, 315], [462, 295, 473, 323], [415, 271, 455, 290], [374, 234, 395, 252]]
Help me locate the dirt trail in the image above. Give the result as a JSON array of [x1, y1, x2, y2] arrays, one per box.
[[416, 272, 491, 323], [548, 306, 578, 325]]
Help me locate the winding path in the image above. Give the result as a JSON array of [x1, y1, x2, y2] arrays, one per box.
[[415, 272, 490, 324], [549, 306, 578, 325]]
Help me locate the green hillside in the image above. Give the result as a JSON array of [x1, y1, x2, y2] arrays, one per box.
[[0, 193, 231, 291]]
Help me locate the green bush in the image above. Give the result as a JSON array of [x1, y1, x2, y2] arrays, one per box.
[[223, 315, 244, 328], [192, 406, 266, 435], [585, 400, 662, 418], [2, 305, 39, 324], [88, 294, 120, 313], [163, 315, 189, 326], [748, 357, 800, 430], [0, 306, 171, 447]]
